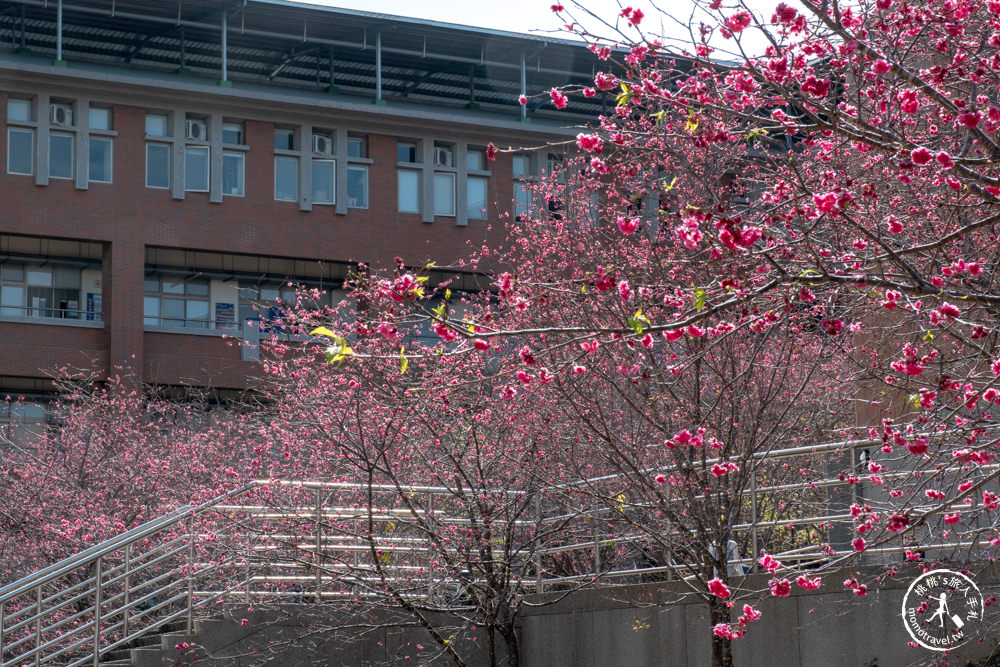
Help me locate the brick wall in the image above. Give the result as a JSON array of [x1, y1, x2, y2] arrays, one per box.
[[0, 94, 518, 388]]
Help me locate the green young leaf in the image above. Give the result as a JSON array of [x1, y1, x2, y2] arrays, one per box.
[[322, 336, 354, 365], [694, 288, 707, 312], [399, 347, 408, 375], [923, 330, 934, 342]]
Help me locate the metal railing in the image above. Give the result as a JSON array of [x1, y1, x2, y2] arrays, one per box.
[[2, 432, 995, 665]]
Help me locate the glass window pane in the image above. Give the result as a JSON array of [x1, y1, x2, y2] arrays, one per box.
[[54, 288, 80, 318], [468, 176, 488, 219], [222, 123, 243, 145], [146, 143, 169, 188], [347, 165, 368, 208], [260, 286, 280, 301], [515, 183, 531, 219], [161, 298, 185, 325], [27, 287, 52, 317], [398, 170, 419, 213], [312, 159, 335, 204], [187, 279, 209, 296], [184, 146, 209, 191], [347, 136, 366, 158], [7, 98, 31, 122], [223, 152, 244, 196], [143, 278, 159, 292], [143, 296, 159, 325], [89, 137, 112, 183], [1, 285, 24, 315], [49, 133, 73, 179], [53, 268, 81, 289], [145, 114, 168, 136], [467, 150, 485, 171], [275, 156, 297, 201], [162, 279, 184, 294], [186, 299, 209, 325], [512, 155, 529, 178], [89, 107, 111, 130], [26, 269, 51, 287], [2, 265, 24, 282], [397, 143, 417, 163], [7, 129, 32, 175], [433, 172, 456, 216], [274, 129, 294, 151]]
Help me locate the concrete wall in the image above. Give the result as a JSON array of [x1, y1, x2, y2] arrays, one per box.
[[519, 568, 1000, 667]]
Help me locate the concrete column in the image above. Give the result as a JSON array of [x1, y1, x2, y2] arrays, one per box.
[[298, 124, 312, 211], [420, 138, 434, 223], [335, 127, 348, 215], [209, 114, 223, 203], [75, 97, 89, 190], [102, 238, 144, 381], [171, 111, 185, 200], [35, 93, 50, 187], [455, 143, 468, 227]]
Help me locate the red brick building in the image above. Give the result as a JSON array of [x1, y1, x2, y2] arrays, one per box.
[[0, 0, 601, 430]]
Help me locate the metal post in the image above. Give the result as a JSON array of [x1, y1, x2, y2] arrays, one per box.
[[92, 556, 103, 666], [375, 32, 382, 102], [34, 586, 41, 667], [220, 11, 228, 84], [533, 495, 543, 594], [750, 471, 759, 573], [55, 0, 63, 63], [123, 544, 132, 640], [19, 4, 26, 51], [186, 517, 195, 634], [179, 26, 186, 69], [0, 600, 5, 655], [520, 53, 527, 119], [593, 517, 601, 575], [315, 489, 323, 596]]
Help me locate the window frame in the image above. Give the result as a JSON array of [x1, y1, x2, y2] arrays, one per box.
[[7, 127, 34, 176], [89, 136, 113, 184], [222, 151, 245, 197], [311, 158, 336, 205], [184, 145, 210, 193], [48, 132, 74, 180], [274, 155, 298, 202]]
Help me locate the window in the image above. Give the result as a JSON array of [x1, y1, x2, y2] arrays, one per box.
[[398, 142, 418, 163], [7, 98, 32, 122], [348, 165, 368, 208], [312, 159, 335, 205], [222, 152, 244, 196], [0, 264, 82, 319], [144, 277, 210, 328], [145, 113, 169, 137], [146, 143, 170, 188], [7, 128, 33, 175], [433, 172, 456, 217], [467, 149, 486, 171], [275, 156, 297, 202], [0, 400, 48, 452], [274, 128, 294, 151], [347, 135, 367, 158], [49, 132, 73, 179], [89, 137, 112, 183], [239, 281, 302, 330], [398, 169, 420, 213], [468, 176, 488, 219], [513, 154, 532, 220], [89, 107, 111, 131], [184, 146, 209, 192], [222, 122, 243, 145]]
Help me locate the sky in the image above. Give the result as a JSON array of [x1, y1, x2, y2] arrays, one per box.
[[292, 0, 779, 56]]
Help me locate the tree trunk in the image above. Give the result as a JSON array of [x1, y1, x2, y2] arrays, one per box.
[[709, 598, 734, 667]]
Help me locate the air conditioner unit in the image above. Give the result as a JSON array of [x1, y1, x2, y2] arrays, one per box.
[[185, 119, 207, 141], [49, 103, 73, 127], [433, 147, 453, 167], [312, 134, 333, 156]]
